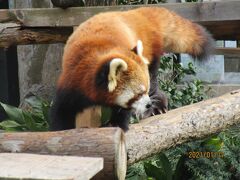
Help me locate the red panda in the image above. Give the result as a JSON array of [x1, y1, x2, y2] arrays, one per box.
[[50, 7, 214, 131]]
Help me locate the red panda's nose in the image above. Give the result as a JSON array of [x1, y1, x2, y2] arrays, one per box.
[[146, 102, 152, 109]]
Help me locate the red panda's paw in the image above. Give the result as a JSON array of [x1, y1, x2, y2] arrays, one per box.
[[142, 90, 168, 118], [109, 107, 131, 132]]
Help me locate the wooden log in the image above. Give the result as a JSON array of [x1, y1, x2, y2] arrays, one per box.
[[1, 1, 239, 27], [0, 23, 72, 48], [0, 153, 103, 180], [215, 48, 240, 56], [126, 89, 240, 165], [0, 128, 127, 180], [0, 1, 240, 47], [201, 20, 240, 40]]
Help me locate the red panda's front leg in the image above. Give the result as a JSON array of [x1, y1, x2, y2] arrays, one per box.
[[109, 106, 132, 132], [50, 88, 94, 131], [145, 57, 168, 117]]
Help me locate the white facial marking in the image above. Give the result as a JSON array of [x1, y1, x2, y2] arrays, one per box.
[[131, 94, 151, 117], [115, 88, 135, 108], [137, 40, 149, 65], [139, 84, 146, 92]]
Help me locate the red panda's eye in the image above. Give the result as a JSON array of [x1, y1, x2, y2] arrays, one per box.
[[127, 93, 144, 107]]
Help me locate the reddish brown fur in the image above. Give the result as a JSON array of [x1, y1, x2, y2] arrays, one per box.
[[58, 7, 213, 104]]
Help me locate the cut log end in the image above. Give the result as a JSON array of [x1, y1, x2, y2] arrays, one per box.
[[115, 130, 127, 180]]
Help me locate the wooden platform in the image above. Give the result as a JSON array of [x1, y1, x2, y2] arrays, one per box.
[[0, 153, 103, 180]]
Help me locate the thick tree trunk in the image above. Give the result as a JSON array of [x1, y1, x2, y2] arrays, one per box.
[[0, 128, 127, 180]]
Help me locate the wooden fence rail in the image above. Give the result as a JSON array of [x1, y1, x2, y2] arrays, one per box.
[[0, 1, 240, 47]]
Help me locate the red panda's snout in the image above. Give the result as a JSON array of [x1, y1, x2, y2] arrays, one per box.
[[131, 94, 152, 118], [115, 88, 152, 118]]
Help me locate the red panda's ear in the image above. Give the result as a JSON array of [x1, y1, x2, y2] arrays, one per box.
[[131, 46, 138, 54], [108, 58, 128, 92], [132, 40, 149, 65]]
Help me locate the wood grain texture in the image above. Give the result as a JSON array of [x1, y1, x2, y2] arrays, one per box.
[[0, 128, 127, 180], [215, 48, 240, 56], [0, 1, 239, 27], [126, 89, 240, 164], [0, 153, 103, 180], [0, 23, 72, 48], [0, 1, 239, 47]]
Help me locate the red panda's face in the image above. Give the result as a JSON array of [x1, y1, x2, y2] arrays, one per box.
[[94, 40, 152, 116], [104, 53, 152, 117]]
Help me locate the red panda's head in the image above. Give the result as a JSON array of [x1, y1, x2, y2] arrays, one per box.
[[96, 40, 152, 116]]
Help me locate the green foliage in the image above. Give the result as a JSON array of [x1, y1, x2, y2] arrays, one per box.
[[144, 153, 173, 180], [101, 106, 112, 126], [158, 54, 208, 109], [0, 96, 50, 132]]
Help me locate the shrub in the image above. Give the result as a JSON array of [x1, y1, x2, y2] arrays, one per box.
[[0, 96, 50, 132]]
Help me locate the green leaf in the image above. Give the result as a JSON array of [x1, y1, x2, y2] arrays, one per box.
[[101, 107, 112, 125], [0, 102, 24, 123], [144, 162, 166, 180], [173, 155, 187, 180], [204, 137, 223, 151], [22, 112, 48, 131], [156, 153, 173, 180], [0, 120, 23, 132], [42, 103, 50, 124], [25, 96, 42, 111], [0, 120, 21, 128]]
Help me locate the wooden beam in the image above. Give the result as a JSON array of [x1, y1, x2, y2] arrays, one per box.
[[203, 20, 240, 40], [0, 153, 103, 180], [0, 1, 239, 27], [215, 48, 240, 56], [0, 1, 239, 47], [0, 23, 72, 48]]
